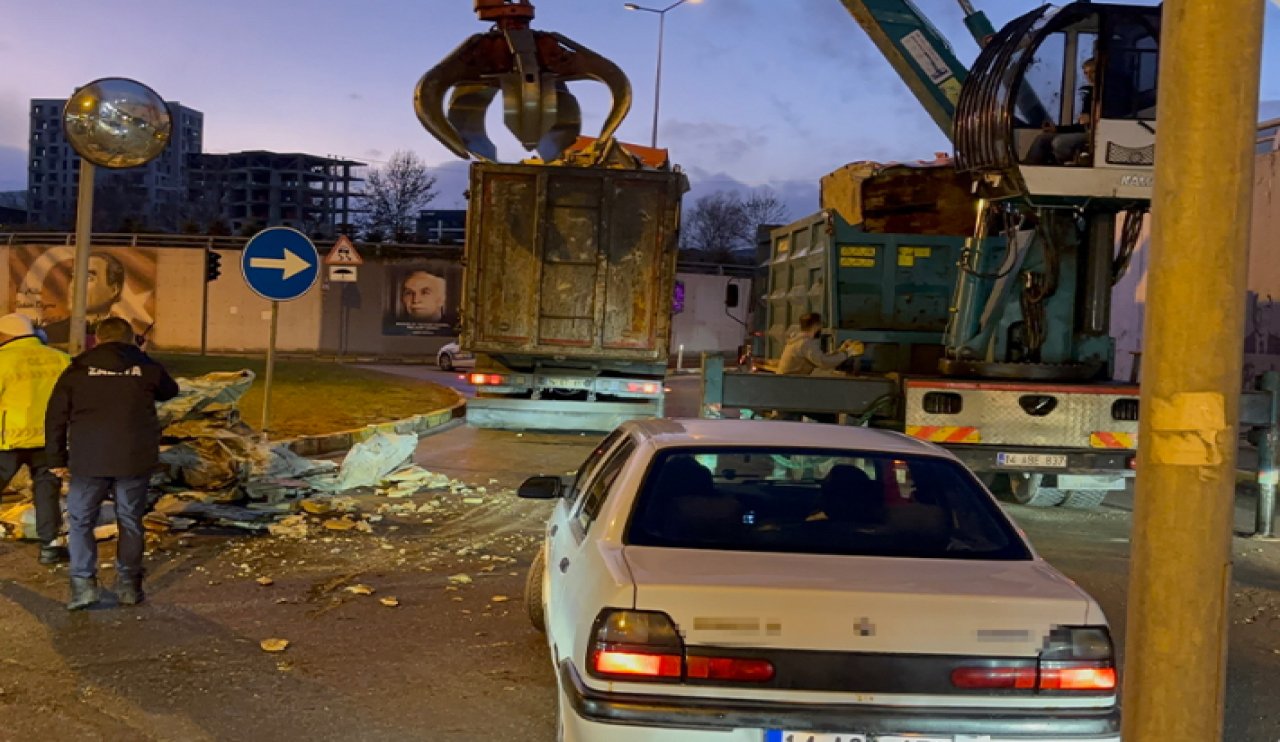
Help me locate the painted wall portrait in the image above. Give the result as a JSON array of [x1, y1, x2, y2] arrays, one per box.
[[383, 260, 461, 336], [8, 246, 157, 345]]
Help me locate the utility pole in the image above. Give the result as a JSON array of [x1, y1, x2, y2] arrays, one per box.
[[1122, 0, 1265, 738]]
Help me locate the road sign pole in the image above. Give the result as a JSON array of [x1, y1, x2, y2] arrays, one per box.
[[68, 161, 95, 355], [241, 227, 321, 437], [262, 300, 279, 436]]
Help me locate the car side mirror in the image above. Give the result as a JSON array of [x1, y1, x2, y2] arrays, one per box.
[[518, 475, 563, 500], [725, 283, 740, 308]]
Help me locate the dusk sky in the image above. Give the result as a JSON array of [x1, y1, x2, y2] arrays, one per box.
[[3, 0, 1279, 217]]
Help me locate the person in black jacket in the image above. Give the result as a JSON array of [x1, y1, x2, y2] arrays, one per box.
[[45, 317, 180, 611]]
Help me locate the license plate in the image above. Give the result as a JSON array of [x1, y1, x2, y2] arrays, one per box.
[[766, 735, 950, 742], [542, 377, 593, 390], [996, 452, 1068, 468]]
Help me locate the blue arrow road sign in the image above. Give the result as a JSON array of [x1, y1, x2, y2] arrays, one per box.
[[241, 227, 320, 302]]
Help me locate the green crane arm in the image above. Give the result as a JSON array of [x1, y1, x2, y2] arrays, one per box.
[[836, 0, 994, 140]]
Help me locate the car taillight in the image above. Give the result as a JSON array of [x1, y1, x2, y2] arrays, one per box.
[[468, 373, 507, 386], [625, 382, 661, 394], [594, 650, 681, 678], [951, 665, 1037, 689], [952, 626, 1116, 693], [589, 609, 774, 684], [686, 655, 776, 682], [1040, 664, 1117, 690]]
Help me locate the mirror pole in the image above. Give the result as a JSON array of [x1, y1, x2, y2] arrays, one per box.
[[69, 160, 95, 355]]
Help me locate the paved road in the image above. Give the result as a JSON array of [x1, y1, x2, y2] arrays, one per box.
[[359, 363, 475, 395], [1, 374, 1278, 740]]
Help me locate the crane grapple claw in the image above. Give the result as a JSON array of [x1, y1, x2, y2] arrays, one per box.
[[415, 1, 632, 164]]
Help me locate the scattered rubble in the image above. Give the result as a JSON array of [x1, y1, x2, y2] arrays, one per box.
[[2, 370, 519, 551], [259, 639, 290, 653]]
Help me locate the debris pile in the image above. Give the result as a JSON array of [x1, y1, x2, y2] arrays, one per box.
[[1, 370, 496, 542]]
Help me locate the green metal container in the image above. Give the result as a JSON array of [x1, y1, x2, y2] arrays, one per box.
[[766, 210, 964, 374]]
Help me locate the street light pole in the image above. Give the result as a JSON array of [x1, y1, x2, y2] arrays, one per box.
[[652, 9, 667, 148], [625, 0, 698, 148]]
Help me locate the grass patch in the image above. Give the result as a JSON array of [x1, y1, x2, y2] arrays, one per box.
[[155, 354, 459, 439]]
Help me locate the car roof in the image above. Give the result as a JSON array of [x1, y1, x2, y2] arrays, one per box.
[[621, 418, 953, 459]]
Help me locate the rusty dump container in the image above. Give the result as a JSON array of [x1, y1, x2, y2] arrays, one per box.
[[462, 162, 685, 365]]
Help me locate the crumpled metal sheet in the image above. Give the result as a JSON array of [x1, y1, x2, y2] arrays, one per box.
[[311, 432, 419, 492], [158, 370, 255, 429]]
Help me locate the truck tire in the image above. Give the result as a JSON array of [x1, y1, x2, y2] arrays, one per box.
[[1060, 490, 1108, 510], [1008, 473, 1068, 507], [525, 548, 547, 633]]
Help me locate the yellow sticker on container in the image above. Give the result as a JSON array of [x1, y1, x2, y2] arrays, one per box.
[[907, 247, 932, 258], [898, 255, 915, 267], [840, 257, 876, 268], [840, 246, 877, 258]]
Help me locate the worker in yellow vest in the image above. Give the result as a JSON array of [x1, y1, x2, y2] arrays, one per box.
[[0, 313, 71, 563]]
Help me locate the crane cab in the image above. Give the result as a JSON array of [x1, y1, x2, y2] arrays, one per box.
[[955, 3, 1161, 204]]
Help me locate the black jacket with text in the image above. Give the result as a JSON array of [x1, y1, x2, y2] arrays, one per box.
[[45, 342, 181, 478]]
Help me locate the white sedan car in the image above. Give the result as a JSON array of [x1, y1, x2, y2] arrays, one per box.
[[436, 341, 473, 371], [520, 418, 1119, 742]]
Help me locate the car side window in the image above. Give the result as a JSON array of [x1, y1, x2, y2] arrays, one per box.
[[567, 430, 624, 508], [575, 438, 636, 534]]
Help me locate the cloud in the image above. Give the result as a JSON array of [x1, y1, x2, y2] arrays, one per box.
[[662, 119, 769, 168], [683, 166, 817, 225]]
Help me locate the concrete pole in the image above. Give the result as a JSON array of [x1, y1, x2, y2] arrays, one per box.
[[1122, 1, 1264, 739], [68, 161, 96, 355]]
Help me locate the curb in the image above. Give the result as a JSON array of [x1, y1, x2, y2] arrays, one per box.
[[281, 395, 466, 457]]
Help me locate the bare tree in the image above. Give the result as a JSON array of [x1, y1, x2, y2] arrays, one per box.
[[739, 188, 789, 243], [681, 191, 745, 262], [681, 188, 790, 262], [363, 151, 438, 241]]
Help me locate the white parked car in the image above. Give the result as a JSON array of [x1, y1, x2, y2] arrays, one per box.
[[520, 418, 1119, 742], [436, 341, 473, 371]]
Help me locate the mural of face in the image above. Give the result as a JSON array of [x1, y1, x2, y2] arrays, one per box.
[[401, 270, 445, 322], [87, 253, 125, 315]]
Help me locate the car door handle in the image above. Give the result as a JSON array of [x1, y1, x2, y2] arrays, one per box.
[[558, 558, 571, 573]]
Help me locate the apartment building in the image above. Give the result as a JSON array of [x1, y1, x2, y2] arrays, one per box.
[[26, 98, 203, 230]]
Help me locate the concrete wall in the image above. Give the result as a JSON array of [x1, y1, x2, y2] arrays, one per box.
[[155, 248, 324, 353], [317, 254, 457, 359], [0, 239, 747, 362], [670, 273, 752, 357]]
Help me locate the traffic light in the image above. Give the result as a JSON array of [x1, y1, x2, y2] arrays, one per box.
[[205, 250, 222, 282]]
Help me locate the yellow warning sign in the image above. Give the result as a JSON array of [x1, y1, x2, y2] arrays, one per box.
[[840, 257, 876, 268], [840, 246, 877, 258], [324, 235, 364, 266]]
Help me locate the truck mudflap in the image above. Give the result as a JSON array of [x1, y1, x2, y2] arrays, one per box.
[[466, 396, 663, 432]]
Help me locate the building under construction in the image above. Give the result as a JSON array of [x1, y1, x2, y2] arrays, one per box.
[[187, 150, 364, 237]]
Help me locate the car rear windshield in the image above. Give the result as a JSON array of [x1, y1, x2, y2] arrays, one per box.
[[625, 447, 1032, 561]]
